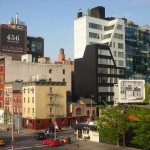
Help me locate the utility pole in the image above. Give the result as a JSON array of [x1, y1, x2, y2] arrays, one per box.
[[12, 107, 14, 150]]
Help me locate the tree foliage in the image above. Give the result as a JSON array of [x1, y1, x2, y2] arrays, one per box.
[[127, 106, 150, 150], [95, 104, 129, 145]]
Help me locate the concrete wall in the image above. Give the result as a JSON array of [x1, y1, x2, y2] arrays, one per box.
[[5, 58, 71, 92]]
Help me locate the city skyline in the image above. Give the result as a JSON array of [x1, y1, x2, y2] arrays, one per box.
[[0, 0, 149, 61]]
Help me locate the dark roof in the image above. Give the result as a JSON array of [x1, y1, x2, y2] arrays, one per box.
[[72, 123, 97, 131]]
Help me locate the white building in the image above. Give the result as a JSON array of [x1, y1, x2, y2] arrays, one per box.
[[74, 6, 126, 68]]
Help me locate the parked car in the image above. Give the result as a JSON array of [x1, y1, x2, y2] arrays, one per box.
[[33, 131, 46, 140], [0, 138, 5, 146], [42, 138, 60, 147]]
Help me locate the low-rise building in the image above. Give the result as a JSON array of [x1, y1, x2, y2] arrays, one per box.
[[22, 81, 67, 130]]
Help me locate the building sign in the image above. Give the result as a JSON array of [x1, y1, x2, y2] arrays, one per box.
[[1, 28, 25, 53], [118, 80, 145, 103]]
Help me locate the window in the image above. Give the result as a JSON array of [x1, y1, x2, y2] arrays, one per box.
[[114, 51, 117, 57], [49, 78, 52, 82], [104, 25, 114, 31], [116, 24, 123, 30], [76, 108, 82, 115], [119, 69, 124, 75], [113, 33, 123, 39], [98, 49, 110, 56], [89, 22, 102, 30], [28, 108, 30, 114], [87, 110, 90, 115], [32, 97, 34, 103], [63, 79, 65, 82], [98, 86, 109, 92], [24, 97, 25, 103], [28, 97, 30, 103], [32, 108, 34, 114], [0, 65, 3, 72], [50, 87, 52, 93], [118, 43, 124, 49], [50, 107, 53, 113], [49, 69, 52, 74], [113, 42, 115, 48], [98, 58, 108, 65], [118, 52, 124, 58], [98, 68, 108, 74], [50, 97, 53, 103], [89, 32, 99, 39], [103, 33, 111, 39], [0, 89, 3, 97], [63, 69, 65, 74], [118, 60, 124, 66]]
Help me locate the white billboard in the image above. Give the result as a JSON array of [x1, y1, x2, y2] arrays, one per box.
[[118, 80, 145, 103]]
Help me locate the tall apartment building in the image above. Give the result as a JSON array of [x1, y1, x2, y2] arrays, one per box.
[[74, 6, 126, 103], [124, 21, 150, 82], [74, 6, 126, 68]]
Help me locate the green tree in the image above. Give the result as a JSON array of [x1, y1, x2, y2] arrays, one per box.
[[95, 104, 129, 147], [127, 106, 150, 150], [144, 83, 150, 103]]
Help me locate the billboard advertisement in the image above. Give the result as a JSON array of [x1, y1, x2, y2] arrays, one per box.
[[1, 28, 25, 53], [118, 80, 145, 103]]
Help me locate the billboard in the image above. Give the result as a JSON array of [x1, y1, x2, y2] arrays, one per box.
[[1, 28, 25, 53], [118, 80, 145, 103]]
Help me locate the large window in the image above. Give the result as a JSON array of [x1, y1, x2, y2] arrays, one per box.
[[116, 24, 123, 30], [118, 60, 124, 66], [103, 33, 111, 39], [118, 43, 124, 49], [98, 68, 108, 74], [104, 25, 115, 31], [98, 49, 110, 56], [89, 22, 102, 30], [113, 33, 123, 39], [98, 86, 109, 92], [31, 41, 42, 52], [98, 58, 108, 65], [118, 52, 124, 58], [89, 32, 99, 39]]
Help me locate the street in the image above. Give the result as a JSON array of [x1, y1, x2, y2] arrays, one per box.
[[0, 129, 140, 150]]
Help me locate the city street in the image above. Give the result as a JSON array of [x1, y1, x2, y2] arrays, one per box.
[[0, 128, 141, 150]]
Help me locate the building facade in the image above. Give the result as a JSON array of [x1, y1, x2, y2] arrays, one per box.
[[0, 57, 72, 108], [75, 44, 125, 104], [74, 6, 126, 68], [22, 81, 67, 130], [27, 36, 44, 62], [125, 21, 150, 82], [0, 13, 27, 61]]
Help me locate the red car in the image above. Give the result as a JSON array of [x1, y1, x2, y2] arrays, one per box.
[[42, 138, 60, 147]]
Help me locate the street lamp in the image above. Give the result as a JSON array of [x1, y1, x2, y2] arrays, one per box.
[[90, 95, 94, 119]]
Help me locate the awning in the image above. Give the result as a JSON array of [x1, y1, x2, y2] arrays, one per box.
[[72, 123, 97, 131]]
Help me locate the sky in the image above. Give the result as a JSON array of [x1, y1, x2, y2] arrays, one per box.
[[0, 0, 150, 61]]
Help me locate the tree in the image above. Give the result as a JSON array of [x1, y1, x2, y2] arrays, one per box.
[[144, 83, 150, 103], [95, 103, 129, 147], [127, 106, 150, 150]]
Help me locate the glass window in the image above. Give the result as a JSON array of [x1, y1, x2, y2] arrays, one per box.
[[118, 60, 124, 66], [98, 58, 108, 65], [118, 43, 123, 49], [103, 33, 111, 39], [98, 49, 110, 56], [116, 24, 123, 30], [89, 22, 102, 30], [50, 87, 52, 93], [49, 69, 52, 74], [32, 97, 34, 103], [32, 108, 34, 114], [89, 32, 99, 39], [63, 69, 65, 74], [118, 52, 124, 58], [113, 33, 123, 39], [98, 68, 108, 74], [98, 86, 109, 92], [114, 51, 117, 57]]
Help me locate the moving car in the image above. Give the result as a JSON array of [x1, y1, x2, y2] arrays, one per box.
[[0, 138, 5, 146], [42, 138, 60, 147], [33, 131, 46, 140]]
